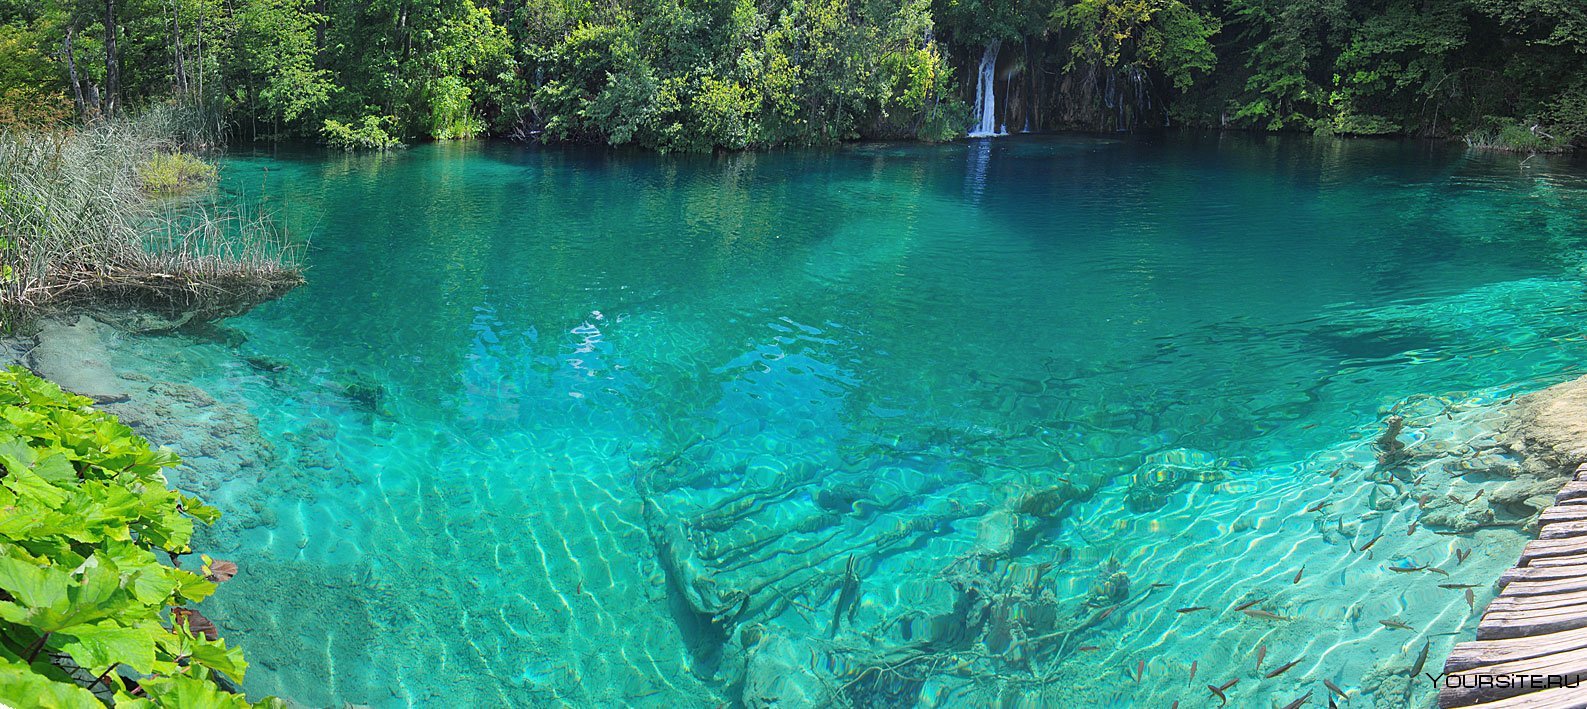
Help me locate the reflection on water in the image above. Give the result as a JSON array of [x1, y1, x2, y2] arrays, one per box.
[[111, 136, 1587, 706]]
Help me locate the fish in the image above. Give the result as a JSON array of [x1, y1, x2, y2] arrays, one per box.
[[1330, 468, 1342, 479], [828, 555, 861, 638], [1324, 678, 1349, 700], [1280, 691, 1313, 709], [1426, 566, 1450, 576], [1294, 566, 1305, 584], [1189, 660, 1197, 682], [1411, 639, 1431, 677], [1177, 606, 1210, 613], [1359, 534, 1384, 553], [1255, 644, 1267, 671], [1208, 679, 1239, 707], [1233, 598, 1266, 612], [1388, 564, 1426, 573], [1135, 659, 1144, 683], [1243, 608, 1288, 621], [1077, 645, 1100, 652], [1447, 494, 1464, 504], [1408, 520, 1418, 536], [1305, 500, 1328, 514], [1098, 606, 1117, 622], [1265, 658, 1303, 678], [1414, 474, 1427, 485], [1456, 548, 1469, 564], [1466, 588, 1475, 611], [1446, 411, 1453, 420], [1380, 618, 1414, 630], [1418, 494, 1432, 508], [1151, 582, 1172, 588], [1470, 489, 1485, 504], [1440, 583, 1479, 589]]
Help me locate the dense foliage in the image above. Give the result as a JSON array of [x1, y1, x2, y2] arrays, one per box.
[[0, 366, 273, 707], [0, 0, 1581, 149]]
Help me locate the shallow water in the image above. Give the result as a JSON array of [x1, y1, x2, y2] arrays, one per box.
[[114, 135, 1587, 706]]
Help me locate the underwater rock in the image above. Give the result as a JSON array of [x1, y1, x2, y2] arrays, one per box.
[[1374, 414, 1409, 469], [739, 632, 837, 708], [1497, 375, 1587, 477], [28, 315, 131, 403], [1124, 448, 1230, 512], [330, 371, 386, 413], [1084, 557, 1129, 607]]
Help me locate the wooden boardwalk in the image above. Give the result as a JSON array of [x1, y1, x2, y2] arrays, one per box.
[[1440, 464, 1587, 707]]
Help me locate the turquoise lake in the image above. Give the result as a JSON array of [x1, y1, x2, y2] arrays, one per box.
[[112, 135, 1587, 707]]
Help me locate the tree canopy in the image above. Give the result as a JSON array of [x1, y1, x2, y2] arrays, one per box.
[[0, 0, 1581, 148]]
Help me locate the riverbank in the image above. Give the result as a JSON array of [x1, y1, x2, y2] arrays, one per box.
[[1437, 375, 1587, 707], [0, 107, 303, 323]]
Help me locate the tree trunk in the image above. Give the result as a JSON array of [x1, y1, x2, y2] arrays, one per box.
[[172, 0, 188, 95], [63, 25, 87, 116], [103, 0, 119, 117]]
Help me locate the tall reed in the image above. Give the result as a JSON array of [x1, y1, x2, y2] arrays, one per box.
[[0, 103, 301, 323]]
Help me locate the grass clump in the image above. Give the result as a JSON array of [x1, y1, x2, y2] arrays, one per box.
[[1464, 118, 1568, 153], [0, 366, 280, 707], [0, 104, 303, 323], [138, 152, 217, 196]]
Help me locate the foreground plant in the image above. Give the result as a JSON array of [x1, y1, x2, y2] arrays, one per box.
[[0, 366, 278, 707]]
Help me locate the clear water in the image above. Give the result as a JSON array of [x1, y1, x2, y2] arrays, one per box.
[[111, 136, 1587, 707]]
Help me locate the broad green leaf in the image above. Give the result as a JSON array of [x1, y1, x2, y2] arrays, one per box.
[[57, 620, 157, 674], [139, 674, 254, 709], [0, 555, 68, 616], [188, 633, 249, 681], [0, 656, 100, 709]]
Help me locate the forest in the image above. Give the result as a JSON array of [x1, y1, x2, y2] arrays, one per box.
[[0, 0, 1582, 151]]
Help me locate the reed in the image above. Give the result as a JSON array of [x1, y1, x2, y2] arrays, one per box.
[[0, 103, 301, 324]]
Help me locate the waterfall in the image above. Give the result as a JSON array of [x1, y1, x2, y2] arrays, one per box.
[[968, 41, 1003, 138]]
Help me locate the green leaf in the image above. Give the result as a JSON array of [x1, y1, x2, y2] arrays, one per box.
[[0, 656, 100, 709], [139, 674, 255, 709], [57, 620, 157, 674]]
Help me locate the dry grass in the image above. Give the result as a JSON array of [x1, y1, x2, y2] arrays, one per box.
[[0, 103, 302, 322]]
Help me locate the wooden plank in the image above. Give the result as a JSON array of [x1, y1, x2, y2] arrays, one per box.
[[1502, 564, 1587, 586], [1500, 575, 1587, 598], [1439, 467, 1587, 708], [1530, 553, 1587, 568], [1558, 481, 1587, 502], [1438, 643, 1587, 704], [1541, 506, 1587, 524], [1446, 625, 1587, 672], [1488, 591, 1587, 614], [1479, 605, 1587, 640], [1542, 521, 1587, 539], [1521, 537, 1587, 565], [1443, 681, 1587, 708]]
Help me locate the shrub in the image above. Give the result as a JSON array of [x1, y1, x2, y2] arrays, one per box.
[[1465, 117, 1567, 153], [138, 152, 218, 196], [321, 115, 403, 151], [0, 367, 279, 707]]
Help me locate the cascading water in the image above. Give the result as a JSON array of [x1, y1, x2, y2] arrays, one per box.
[[968, 41, 1003, 137]]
